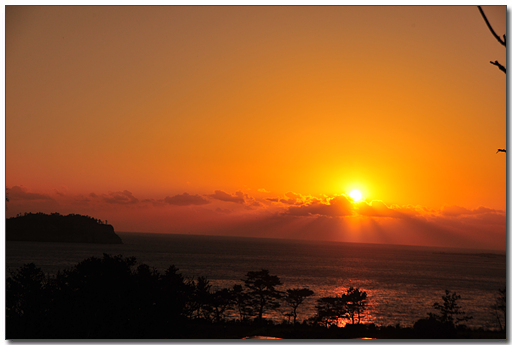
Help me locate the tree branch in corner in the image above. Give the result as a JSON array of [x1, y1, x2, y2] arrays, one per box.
[[478, 6, 506, 47], [490, 61, 506, 74]]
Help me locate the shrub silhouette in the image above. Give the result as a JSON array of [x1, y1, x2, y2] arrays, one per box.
[[413, 316, 456, 339]]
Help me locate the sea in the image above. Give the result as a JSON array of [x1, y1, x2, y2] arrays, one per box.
[[6, 232, 506, 330]]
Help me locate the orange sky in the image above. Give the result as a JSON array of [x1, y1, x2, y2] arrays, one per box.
[[6, 6, 507, 250]]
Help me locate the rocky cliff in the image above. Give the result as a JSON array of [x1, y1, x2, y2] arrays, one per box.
[[6, 213, 123, 244]]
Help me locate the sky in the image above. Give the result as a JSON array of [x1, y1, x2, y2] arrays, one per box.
[[5, 5, 507, 250]]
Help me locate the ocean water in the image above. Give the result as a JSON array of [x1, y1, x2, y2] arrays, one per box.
[[6, 232, 506, 329]]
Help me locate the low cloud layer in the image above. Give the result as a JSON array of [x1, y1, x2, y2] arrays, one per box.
[[440, 205, 503, 217], [284, 195, 353, 217], [5, 186, 506, 250], [207, 190, 247, 204], [102, 190, 139, 204], [164, 193, 210, 206], [8, 186, 54, 201], [356, 200, 422, 219]]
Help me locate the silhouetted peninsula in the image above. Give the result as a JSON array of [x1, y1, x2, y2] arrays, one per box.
[[6, 213, 123, 244]]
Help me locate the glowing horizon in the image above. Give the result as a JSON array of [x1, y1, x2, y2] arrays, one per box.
[[6, 6, 506, 251]]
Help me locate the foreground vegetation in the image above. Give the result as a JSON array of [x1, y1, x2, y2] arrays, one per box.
[[6, 254, 505, 339]]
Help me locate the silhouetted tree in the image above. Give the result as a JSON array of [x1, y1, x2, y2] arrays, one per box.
[[428, 290, 473, 326], [210, 288, 234, 323], [231, 284, 254, 321], [315, 296, 346, 328], [242, 269, 283, 321], [285, 288, 314, 324], [159, 264, 196, 324], [51, 254, 138, 338], [130, 263, 162, 337], [8, 256, 504, 339], [343, 287, 368, 324], [193, 276, 213, 320], [314, 287, 368, 328], [492, 288, 506, 331], [6, 263, 51, 338]]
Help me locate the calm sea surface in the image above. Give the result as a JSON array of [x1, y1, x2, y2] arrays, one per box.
[[6, 232, 506, 329]]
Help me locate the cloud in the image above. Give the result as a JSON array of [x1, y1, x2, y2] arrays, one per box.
[[284, 191, 305, 204], [102, 190, 139, 204], [258, 188, 270, 193], [280, 198, 298, 205], [284, 195, 354, 217], [356, 201, 423, 219], [357, 200, 400, 218], [247, 200, 263, 209], [52, 185, 69, 197], [434, 205, 506, 228], [70, 194, 91, 206], [440, 205, 473, 217], [6, 186, 60, 216], [137, 198, 167, 207], [8, 186, 54, 201], [273, 191, 317, 205], [164, 193, 210, 206], [440, 205, 503, 217], [207, 190, 246, 204], [5, 182, 506, 250]]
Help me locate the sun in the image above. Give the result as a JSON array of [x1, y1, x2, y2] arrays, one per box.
[[349, 189, 363, 202]]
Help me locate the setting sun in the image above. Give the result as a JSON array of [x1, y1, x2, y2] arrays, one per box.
[[349, 190, 363, 202]]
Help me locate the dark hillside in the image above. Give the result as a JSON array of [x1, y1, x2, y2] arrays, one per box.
[[6, 213, 123, 244]]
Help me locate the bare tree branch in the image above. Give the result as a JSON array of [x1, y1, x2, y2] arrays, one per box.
[[478, 7, 507, 154], [478, 6, 506, 47], [490, 60, 506, 74]]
